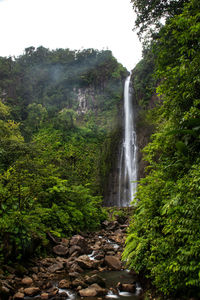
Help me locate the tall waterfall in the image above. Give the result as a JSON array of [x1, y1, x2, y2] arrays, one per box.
[[118, 74, 137, 207]]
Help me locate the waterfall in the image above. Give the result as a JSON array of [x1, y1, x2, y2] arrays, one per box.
[[118, 74, 137, 207]]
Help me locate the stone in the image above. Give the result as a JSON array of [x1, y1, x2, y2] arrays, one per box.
[[69, 245, 82, 256], [85, 274, 106, 287], [13, 292, 25, 299], [53, 244, 68, 256], [61, 238, 69, 246], [104, 256, 122, 270], [117, 283, 136, 293], [72, 278, 86, 288], [24, 287, 40, 296], [101, 220, 109, 228], [58, 279, 71, 289], [79, 287, 97, 297], [41, 292, 49, 299], [32, 274, 38, 281], [47, 262, 63, 273], [22, 276, 33, 285], [69, 262, 84, 274], [70, 235, 89, 253], [69, 272, 80, 279], [79, 284, 107, 297], [32, 267, 39, 273], [76, 255, 93, 269]]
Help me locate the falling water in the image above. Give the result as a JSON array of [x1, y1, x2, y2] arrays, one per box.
[[118, 74, 137, 207]]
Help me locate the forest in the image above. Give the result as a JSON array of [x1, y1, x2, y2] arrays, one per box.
[[0, 0, 200, 298], [0, 47, 127, 263], [123, 0, 200, 297]]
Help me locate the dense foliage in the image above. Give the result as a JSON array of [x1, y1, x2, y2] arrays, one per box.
[[0, 47, 127, 262], [124, 0, 200, 297], [131, 0, 189, 41]]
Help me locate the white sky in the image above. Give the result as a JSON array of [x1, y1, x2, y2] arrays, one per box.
[[0, 0, 142, 70]]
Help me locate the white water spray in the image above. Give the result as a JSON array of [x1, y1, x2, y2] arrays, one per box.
[[118, 74, 137, 206]]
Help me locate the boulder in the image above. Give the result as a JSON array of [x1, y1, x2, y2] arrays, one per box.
[[69, 245, 82, 256], [41, 292, 49, 299], [21, 276, 33, 285], [70, 235, 89, 253], [76, 255, 93, 269], [61, 238, 69, 247], [69, 262, 84, 274], [79, 283, 107, 297], [24, 287, 40, 296], [72, 278, 86, 288], [13, 292, 25, 299], [101, 220, 109, 229], [85, 274, 106, 287], [69, 272, 80, 279], [47, 262, 63, 273], [53, 244, 68, 256], [79, 286, 97, 297], [117, 282, 136, 293], [58, 279, 71, 289], [104, 256, 122, 270]]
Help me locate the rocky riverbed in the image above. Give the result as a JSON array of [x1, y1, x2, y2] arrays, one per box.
[[0, 216, 143, 300]]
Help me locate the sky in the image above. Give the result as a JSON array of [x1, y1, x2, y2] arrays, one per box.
[[0, 0, 142, 70]]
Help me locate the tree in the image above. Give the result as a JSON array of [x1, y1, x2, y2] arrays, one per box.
[[131, 0, 189, 40], [124, 0, 200, 296]]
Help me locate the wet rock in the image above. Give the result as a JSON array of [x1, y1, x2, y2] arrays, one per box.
[[79, 283, 107, 297], [47, 262, 63, 273], [53, 244, 68, 256], [68, 273, 79, 281], [85, 274, 106, 287], [0, 284, 10, 298], [24, 286, 40, 296], [108, 221, 119, 231], [41, 292, 49, 299], [21, 276, 33, 285], [101, 220, 109, 229], [70, 235, 89, 253], [69, 262, 84, 274], [32, 266, 39, 273], [40, 258, 56, 267], [58, 279, 71, 289], [76, 255, 93, 269], [104, 256, 122, 270], [69, 245, 82, 256], [61, 238, 69, 247], [47, 287, 58, 297], [13, 292, 25, 299], [117, 283, 136, 293], [72, 278, 86, 288], [79, 286, 97, 297]]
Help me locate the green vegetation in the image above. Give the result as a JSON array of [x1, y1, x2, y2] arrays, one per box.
[[124, 0, 200, 297], [0, 47, 127, 263]]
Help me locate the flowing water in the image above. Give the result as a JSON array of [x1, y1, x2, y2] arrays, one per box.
[[118, 74, 137, 207]]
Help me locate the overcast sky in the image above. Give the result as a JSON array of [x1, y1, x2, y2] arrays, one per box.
[[0, 0, 142, 70]]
